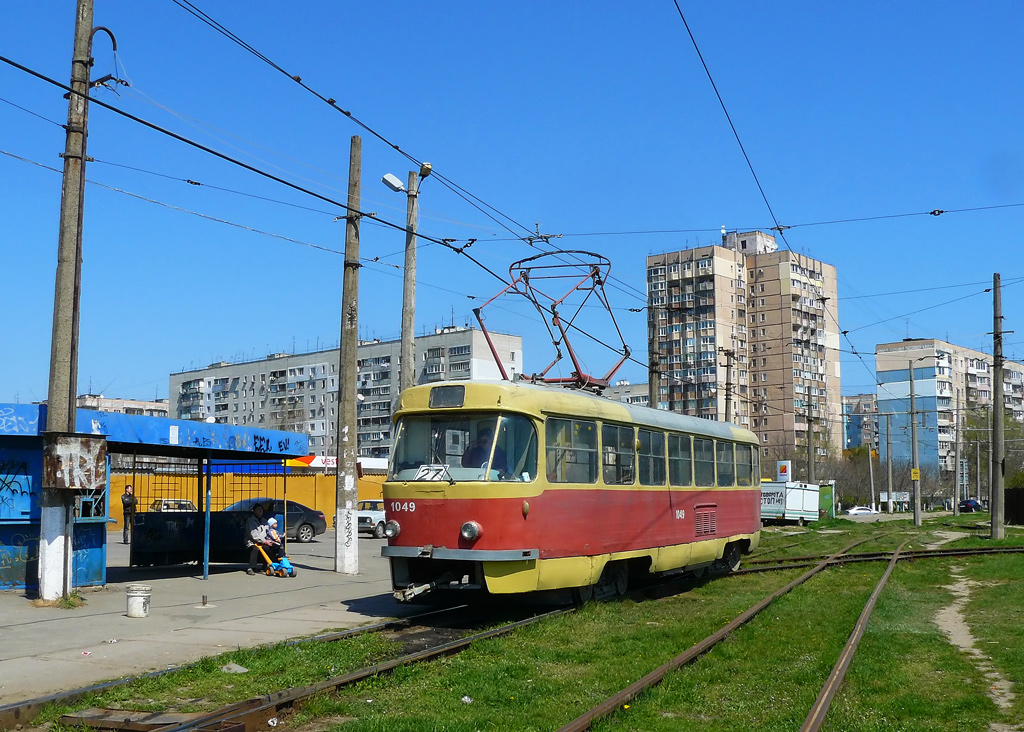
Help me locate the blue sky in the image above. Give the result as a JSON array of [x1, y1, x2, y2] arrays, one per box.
[[2, 2, 1022, 404]]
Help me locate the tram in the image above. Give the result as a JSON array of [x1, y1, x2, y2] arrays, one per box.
[[381, 380, 761, 602]]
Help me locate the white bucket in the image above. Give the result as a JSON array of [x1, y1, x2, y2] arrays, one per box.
[[126, 584, 152, 618]]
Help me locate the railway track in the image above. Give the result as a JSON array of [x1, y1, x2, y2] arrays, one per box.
[[5, 541, 1020, 731], [0, 602, 499, 730], [556, 541, 1023, 731]]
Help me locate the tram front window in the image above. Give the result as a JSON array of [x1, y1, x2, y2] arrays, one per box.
[[388, 413, 538, 482]]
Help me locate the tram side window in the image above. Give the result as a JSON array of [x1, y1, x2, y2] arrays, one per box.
[[693, 437, 716, 487], [668, 434, 692, 486], [736, 444, 753, 486], [545, 418, 598, 483], [638, 429, 666, 486], [602, 424, 636, 485], [716, 441, 736, 487]]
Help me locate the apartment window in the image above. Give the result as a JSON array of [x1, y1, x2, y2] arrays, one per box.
[[759, 284, 765, 293], [759, 313, 766, 322]]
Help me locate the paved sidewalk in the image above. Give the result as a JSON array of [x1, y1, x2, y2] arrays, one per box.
[[0, 532, 411, 705]]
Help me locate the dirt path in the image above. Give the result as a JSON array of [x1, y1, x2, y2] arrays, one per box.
[[934, 565, 1019, 731]]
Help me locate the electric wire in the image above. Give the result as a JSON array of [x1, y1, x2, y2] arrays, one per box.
[[0, 52, 517, 290], [165, 1, 662, 309], [170, 0, 535, 242], [672, 1, 792, 252]]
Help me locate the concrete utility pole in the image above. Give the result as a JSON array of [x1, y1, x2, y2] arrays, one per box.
[[867, 420, 876, 510], [719, 347, 735, 423], [40, 0, 96, 601], [397, 165, 430, 393], [648, 312, 660, 410], [399, 170, 419, 393], [953, 392, 961, 516], [335, 135, 361, 574], [807, 413, 816, 485], [910, 359, 922, 526], [991, 273, 1005, 540], [886, 414, 893, 514], [976, 440, 981, 502]]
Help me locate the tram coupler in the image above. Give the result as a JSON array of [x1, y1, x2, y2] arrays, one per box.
[[394, 572, 456, 602]]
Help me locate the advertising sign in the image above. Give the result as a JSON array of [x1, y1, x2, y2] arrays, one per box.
[[776, 460, 792, 482]]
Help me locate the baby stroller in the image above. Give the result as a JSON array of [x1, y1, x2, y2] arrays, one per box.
[[255, 542, 297, 577]]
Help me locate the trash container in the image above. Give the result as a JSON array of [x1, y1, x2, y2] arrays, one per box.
[[126, 584, 152, 618]]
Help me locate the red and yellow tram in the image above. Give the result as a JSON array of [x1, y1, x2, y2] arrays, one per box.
[[381, 381, 761, 602]]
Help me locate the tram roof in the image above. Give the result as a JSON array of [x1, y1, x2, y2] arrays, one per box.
[[396, 380, 759, 445]]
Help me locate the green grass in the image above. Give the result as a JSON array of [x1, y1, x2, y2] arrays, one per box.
[[35, 521, 1024, 731], [36, 633, 398, 727]]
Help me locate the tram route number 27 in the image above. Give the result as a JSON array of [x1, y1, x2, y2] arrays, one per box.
[[390, 501, 416, 512]]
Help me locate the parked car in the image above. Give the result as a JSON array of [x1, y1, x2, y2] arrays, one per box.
[[845, 506, 878, 515], [958, 499, 984, 513], [223, 497, 328, 542], [357, 500, 386, 538], [149, 499, 198, 512]]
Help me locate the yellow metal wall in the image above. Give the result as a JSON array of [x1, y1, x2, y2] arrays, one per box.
[[107, 472, 384, 533]]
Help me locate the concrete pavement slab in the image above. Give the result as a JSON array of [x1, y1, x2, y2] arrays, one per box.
[[0, 533, 414, 705]]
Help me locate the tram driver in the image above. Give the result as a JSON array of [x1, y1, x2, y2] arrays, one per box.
[[461, 424, 507, 473]]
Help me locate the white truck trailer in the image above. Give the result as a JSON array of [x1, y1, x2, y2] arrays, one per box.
[[761, 481, 820, 525]]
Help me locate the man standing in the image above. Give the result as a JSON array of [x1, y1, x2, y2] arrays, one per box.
[[121, 485, 138, 544]]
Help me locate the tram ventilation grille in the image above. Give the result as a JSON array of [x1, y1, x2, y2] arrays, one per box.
[[695, 506, 717, 536]]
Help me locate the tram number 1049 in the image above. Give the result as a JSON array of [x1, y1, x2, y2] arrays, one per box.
[[389, 501, 417, 512]]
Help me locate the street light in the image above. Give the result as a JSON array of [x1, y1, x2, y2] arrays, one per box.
[[382, 163, 431, 393]]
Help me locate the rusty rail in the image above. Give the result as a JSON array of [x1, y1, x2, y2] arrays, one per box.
[[554, 537, 874, 732], [800, 541, 910, 731]]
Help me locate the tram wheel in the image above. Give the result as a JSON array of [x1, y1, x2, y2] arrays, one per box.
[[572, 583, 595, 605], [595, 562, 629, 600], [723, 543, 742, 573]]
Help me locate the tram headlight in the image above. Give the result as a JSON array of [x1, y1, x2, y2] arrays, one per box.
[[460, 521, 483, 541], [384, 520, 401, 539]]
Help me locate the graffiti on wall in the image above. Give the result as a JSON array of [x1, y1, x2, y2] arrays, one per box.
[[0, 406, 39, 435], [43, 435, 107, 492], [0, 454, 38, 520]]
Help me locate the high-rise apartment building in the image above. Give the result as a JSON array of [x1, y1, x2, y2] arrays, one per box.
[[169, 326, 522, 458], [647, 231, 842, 461], [842, 393, 878, 452], [875, 338, 1024, 474]]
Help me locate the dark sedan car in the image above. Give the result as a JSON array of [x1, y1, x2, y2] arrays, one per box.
[[958, 499, 984, 513], [224, 497, 328, 542]]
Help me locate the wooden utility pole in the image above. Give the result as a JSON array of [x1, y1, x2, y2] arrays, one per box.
[[991, 273, 1005, 539], [335, 135, 361, 574], [885, 414, 893, 513], [910, 359, 922, 526]]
